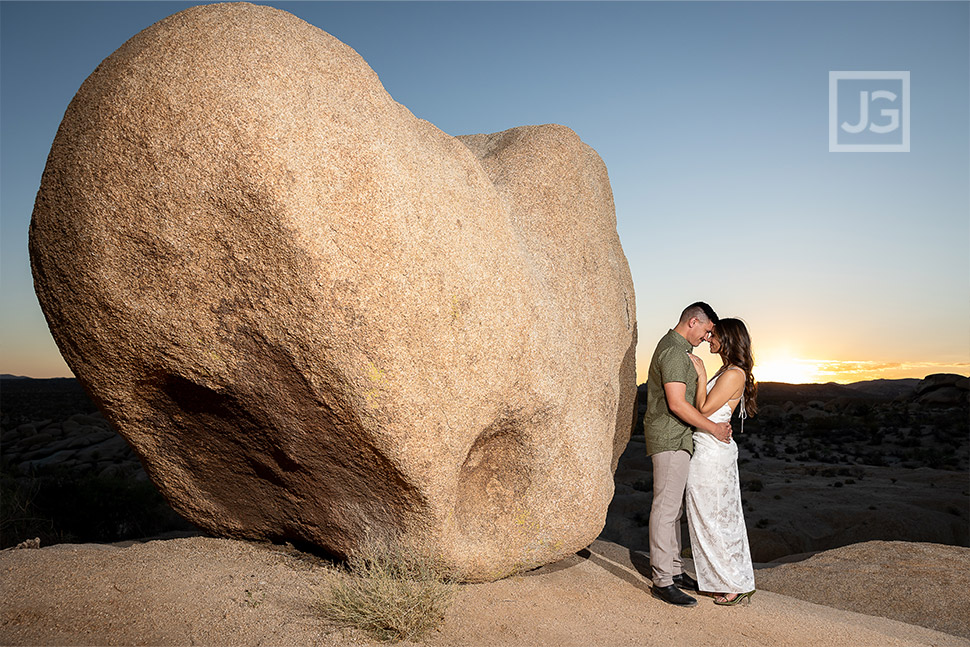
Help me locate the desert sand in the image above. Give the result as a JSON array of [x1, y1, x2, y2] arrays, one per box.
[[2, 536, 968, 647]]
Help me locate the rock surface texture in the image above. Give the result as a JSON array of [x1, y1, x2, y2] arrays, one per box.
[[756, 541, 970, 639], [29, 3, 636, 581]]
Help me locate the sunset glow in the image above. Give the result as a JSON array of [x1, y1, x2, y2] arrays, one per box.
[[692, 345, 970, 386], [753, 358, 821, 385], [749, 357, 970, 384]]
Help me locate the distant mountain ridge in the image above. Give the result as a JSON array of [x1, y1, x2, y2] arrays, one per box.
[[630, 374, 969, 414], [758, 378, 921, 404], [843, 378, 921, 398], [5, 374, 964, 414], [634, 375, 942, 396]]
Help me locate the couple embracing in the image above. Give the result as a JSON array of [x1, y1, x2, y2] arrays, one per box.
[[643, 302, 758, 607]]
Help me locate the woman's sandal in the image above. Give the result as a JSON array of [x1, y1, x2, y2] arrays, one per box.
[[713, 590, 755, 606]]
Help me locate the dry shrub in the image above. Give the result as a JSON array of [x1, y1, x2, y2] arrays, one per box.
[[319, 535, 456, 643]]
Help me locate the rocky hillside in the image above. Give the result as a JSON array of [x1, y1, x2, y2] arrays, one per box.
[[1, 377, 191, 545], [748, 374, 968, 471], [612, 374, 968, 560], [3, 375, 968, 558]]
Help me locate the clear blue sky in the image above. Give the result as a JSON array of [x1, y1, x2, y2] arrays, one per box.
[[2, 1, 968, 382]]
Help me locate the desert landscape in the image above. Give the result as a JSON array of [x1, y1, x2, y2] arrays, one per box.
[[606, 374, 969, 562], [3, 5, 967, 645], [2, 373, 968, 645]]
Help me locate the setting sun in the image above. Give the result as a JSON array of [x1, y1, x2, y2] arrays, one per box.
[[699, 346, 825, 385], [678, 342, 967, 387], [753, 358, 821, 384]]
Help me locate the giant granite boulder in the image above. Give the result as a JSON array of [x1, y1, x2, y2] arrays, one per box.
[[29, 2, 636, 581]]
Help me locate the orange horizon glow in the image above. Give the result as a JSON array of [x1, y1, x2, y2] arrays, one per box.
[[11, 368, 970, 385], [703, 355, 970, 385], [7, 343, 970, 386], [8, 354, 970, 386]]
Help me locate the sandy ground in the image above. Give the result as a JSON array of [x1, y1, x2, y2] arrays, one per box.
[[2, 536, 967, 647]]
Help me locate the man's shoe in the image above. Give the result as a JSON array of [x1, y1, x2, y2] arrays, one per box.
[[673, 572, 699, 591], [652, 584, 698, 607]]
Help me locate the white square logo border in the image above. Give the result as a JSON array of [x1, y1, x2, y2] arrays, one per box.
[[829, 71, 910, 153]]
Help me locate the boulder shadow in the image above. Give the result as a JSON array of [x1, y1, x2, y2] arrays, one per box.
[[574, 540, 655, 596]]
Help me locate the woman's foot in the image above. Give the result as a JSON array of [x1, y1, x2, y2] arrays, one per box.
[[713, 590, 755, 606]]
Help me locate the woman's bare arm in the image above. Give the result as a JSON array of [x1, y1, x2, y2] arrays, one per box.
[[697, 368, 744, 417], [663, 381, 732, 442]]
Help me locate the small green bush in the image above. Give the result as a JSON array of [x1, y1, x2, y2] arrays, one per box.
[[319, 536, 456, 643]]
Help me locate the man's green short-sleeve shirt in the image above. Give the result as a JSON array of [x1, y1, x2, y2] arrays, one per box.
[[644, 329, 698, 456]]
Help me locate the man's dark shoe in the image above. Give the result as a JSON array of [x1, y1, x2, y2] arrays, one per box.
[[652, 584, 698, 607], [673, 572, 699, 591]]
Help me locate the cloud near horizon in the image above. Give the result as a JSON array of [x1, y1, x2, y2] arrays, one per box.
[[811, 360, 970, 380]]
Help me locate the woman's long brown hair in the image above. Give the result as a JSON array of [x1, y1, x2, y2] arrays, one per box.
[[715, 318, 758, 415]]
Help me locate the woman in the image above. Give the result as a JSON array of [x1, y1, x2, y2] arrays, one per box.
[[686, 318, 758, 606]]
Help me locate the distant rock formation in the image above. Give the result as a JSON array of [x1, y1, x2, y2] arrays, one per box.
[[28, 3, 636, 581], [2, 412, 142, 478], [915, 374, 970, 407]]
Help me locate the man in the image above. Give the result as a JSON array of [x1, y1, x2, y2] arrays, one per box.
[[644, 302, 733, 607]]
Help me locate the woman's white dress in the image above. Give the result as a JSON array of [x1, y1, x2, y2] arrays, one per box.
[[685, 369, 755, 593]]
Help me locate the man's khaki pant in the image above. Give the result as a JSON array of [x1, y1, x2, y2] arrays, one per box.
[[649, 449, 691, 587]]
